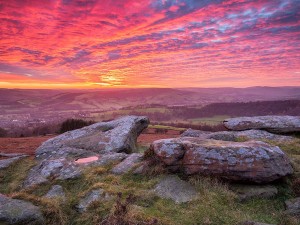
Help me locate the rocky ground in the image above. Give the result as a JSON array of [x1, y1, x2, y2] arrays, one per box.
[[0, 115, 300, 225]]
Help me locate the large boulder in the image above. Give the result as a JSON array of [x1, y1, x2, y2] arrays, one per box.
[[153, 175, 198, 203], [182, 129, 294, 142], [149, 137, 293, 183], [36, 116, 149, 160], [0, 194, 44, 224], [223, 116, 300, 133], [24, 116, 149, 188]]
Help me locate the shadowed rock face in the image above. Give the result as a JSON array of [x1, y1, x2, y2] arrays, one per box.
[[149, 137, 293, 183], [223, 116, 300, 133], [35, 116, 149, 160]]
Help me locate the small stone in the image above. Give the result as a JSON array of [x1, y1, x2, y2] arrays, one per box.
[[44, 185, 66, 201], [0, 194, 44, 224], [111, 153, 143, 174], [76, 189, 111, 212], [285, 197, 300, 217], [154, 175, 198, 203]]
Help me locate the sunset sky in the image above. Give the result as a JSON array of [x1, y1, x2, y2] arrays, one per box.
[[0, 0, 299, 89]]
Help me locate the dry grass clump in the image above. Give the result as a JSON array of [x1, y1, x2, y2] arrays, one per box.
[[100, 192, 158, 225]]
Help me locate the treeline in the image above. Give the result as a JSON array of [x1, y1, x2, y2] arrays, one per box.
[[59, 119, 95, 133], [101, 100, 300, 122], [173, 100, 300, 119]]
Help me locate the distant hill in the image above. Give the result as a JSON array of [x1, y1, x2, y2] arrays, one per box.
[[175, 100, 300, 119], [1, 87, 300, 113]]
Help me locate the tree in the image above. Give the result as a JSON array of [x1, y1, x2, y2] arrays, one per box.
[[0, 127, 7, 137], [59, 119, 95, 134]]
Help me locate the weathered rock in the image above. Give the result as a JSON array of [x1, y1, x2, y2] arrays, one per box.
[[230, 184, 278, 201], [150, 137, 293, 183], [111, 153, 143, 174], [44, 185, 66, 201], [285, 197, 300, 217], [35, 116, 149, 160], [76, 189, 111, 212], [0, 155, 28, 170], [182, 129, 294, 142], [0, 194, 44, 224], [24, 116, 148, 187], [224, 116, 300, 133], [154, 175, 198, 203], [90, 153, 128, 167], [23, 153, 128, 187]]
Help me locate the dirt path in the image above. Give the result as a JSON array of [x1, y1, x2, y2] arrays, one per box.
[[0, 133, 179, 156]]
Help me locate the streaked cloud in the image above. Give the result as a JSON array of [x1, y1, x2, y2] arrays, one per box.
[[0, 0, 299, 88]]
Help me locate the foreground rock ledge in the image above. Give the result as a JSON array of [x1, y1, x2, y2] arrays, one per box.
[[149, 137, 293, 183], [223, 116, 300, 133], [36, 115, 149, 160]]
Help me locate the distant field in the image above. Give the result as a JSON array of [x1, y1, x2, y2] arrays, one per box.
[[148, 124, 186, 131], [187, 115, 230, 125]]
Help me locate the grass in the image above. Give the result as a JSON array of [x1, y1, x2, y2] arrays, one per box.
[[0, 157, 36, 193], [148, 124, 186, 132], [1, 137, 300, 225]]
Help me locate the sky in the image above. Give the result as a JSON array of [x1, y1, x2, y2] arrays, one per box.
[[0, 0, 300, 89]]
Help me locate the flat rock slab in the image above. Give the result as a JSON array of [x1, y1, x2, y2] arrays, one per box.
[[0, 155, 28, 170], [35, 116, 149, 160], [285, 197, 300, 217], [44, 185, 66, 201], [111, 153, 143, 174], [76, 189, 111, 212], [230, 184, 278, 201], [154, 175, 198, 203], [23, 153, 128, 187], [0, 194, 44, 224], [150, 137, 293, 183], [224, 116, 300, 133], [182, 129, 294, 142]]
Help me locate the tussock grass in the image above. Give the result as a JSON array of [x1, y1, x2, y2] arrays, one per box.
[[0, 158, 36, 194]]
